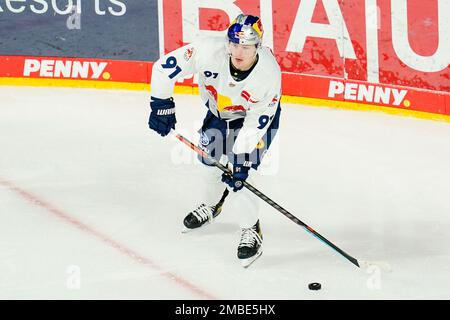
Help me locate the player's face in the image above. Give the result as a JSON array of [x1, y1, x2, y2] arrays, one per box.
[[229, 42, 257, 71]]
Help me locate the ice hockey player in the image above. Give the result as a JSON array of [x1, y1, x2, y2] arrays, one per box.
[[148, 14, 282, 268]]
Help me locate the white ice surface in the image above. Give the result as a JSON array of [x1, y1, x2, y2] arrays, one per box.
[[0, 86, 449, 299]]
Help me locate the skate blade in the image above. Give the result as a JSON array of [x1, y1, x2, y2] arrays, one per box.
[[240, 250, 263, 268], [181, 226, 195, 234], [181, 224, 208, 233], [181, 220, 214, 234]]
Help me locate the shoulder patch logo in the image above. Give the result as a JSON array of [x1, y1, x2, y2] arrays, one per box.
[[200, 131, 210, 146], [184, 47, 194, 61]]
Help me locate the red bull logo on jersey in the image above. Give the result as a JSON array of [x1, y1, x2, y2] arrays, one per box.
[[205, 85, 246, 117], [223, 105, 245, 112]]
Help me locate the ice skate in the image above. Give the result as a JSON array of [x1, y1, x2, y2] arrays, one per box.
[[182, 203, 223, 233], [182, 189, 228, 233], [238, 220, 263, 268]]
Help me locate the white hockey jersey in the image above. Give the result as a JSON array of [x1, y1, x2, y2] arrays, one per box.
[[150, 36, 281, 155]]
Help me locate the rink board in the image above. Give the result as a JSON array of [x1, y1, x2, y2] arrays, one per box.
[[0, 0, 449, 120], [0, 55, 449, 122]]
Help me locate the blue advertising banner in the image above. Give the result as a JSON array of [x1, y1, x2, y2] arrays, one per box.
[[0, 0, 159, 61]]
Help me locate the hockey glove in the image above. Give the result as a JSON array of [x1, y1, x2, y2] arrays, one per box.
[[149, 97, 176, 137], [221, 154, 252, 192]]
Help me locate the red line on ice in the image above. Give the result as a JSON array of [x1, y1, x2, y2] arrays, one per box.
[[0, 177, 217, 300]]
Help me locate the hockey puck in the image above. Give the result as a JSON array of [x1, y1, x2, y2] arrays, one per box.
[[308, 282, 321, 291]]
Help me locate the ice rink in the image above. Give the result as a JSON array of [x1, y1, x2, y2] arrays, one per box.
[[1, 86, 449, 299]]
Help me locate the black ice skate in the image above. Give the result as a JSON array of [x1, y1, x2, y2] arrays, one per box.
[[182, 189, 228, 233], [237, 220, 263, 268]]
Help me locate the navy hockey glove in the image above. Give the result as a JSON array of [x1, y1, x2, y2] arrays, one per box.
[[149, 97, 176, 137], [221, 154, 252, 192]]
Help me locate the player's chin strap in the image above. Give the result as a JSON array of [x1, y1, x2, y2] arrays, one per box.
[[169, 130, 392, 272]]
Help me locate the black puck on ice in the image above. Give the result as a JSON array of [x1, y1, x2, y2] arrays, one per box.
[[308, 282, 321, 291]]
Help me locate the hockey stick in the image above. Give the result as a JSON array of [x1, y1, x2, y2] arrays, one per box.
[[172, 131, 391, 272]]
